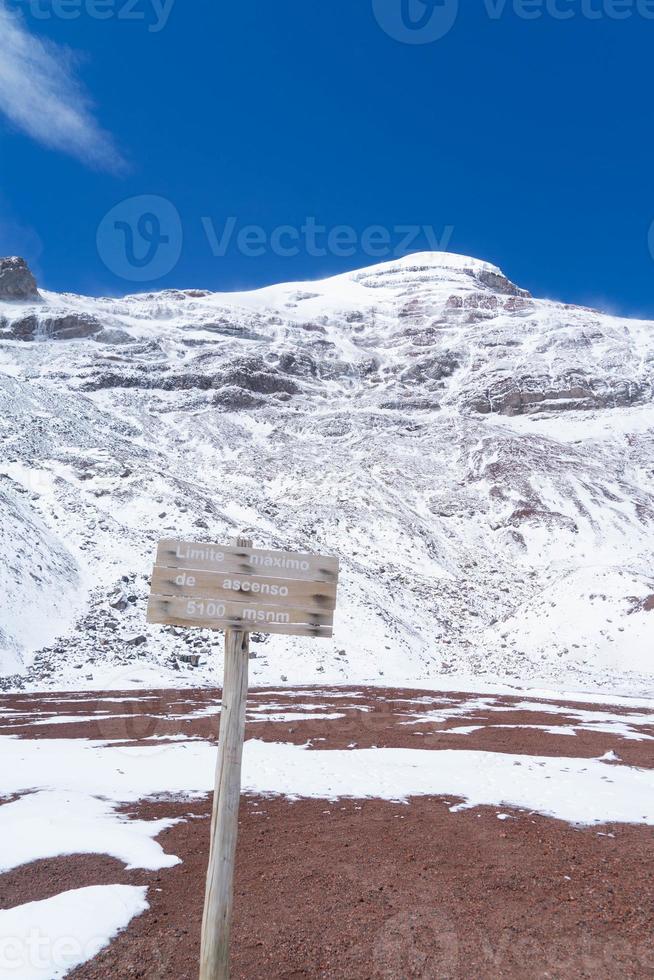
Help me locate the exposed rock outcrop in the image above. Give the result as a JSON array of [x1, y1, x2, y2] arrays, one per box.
[[0, 312, 103, 341], [469, 375, 653, 416], [0, 257, 40, 302], [476, 268, 531, 297]]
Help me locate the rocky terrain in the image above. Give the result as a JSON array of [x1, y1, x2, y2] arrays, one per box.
[[0, 252, 652, 694]]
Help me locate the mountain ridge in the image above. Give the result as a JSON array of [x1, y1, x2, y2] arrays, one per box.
[[0, 252, 652, 695]]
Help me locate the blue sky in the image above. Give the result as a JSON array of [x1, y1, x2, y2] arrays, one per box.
[[0, 0, 653, 315]]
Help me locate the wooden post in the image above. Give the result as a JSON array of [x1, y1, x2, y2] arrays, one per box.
[[146, 533, 338, 975], [199, 535, 252, 980]]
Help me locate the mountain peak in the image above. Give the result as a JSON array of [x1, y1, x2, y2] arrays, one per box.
[[0, 252, 652, 695], [355, 249, 503, 275], [340, 251, 530, 300]]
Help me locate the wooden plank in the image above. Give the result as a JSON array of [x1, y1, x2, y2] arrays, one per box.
[[150, 564, 337, 611], [147, 593, 334, 628], [156, 538, 339, 583], [147, 594, 333, 639], [199, 536, 251, 980]]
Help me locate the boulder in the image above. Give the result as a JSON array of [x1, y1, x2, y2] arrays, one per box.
[[108, 587, 129, 611], [212, 386, 266, 410], [126, 634, 147, 647], [0, 257, 40, 301], [92, 327, 136, 345]]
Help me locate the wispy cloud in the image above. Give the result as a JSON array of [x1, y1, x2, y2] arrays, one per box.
[[0, 3, 125, 172]]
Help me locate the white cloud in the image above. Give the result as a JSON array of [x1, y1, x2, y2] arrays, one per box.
[[0, 3, 125, 171]]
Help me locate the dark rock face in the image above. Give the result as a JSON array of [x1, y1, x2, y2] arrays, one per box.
[[92, 328, 135, 345], [80, 354, 301, 400], [1, 312, 103, 341], [380, 397, 441, 411], [212, 386, 266, 410], [277, 351, 318, 378], [200, 320, 265, 341], [469, 375, 654, 416], [44, 313, 104, 340], [400, 353, 460, 386], [445, 292, 533, 316], [476, 268, 531, 298], [1, 315, 37, 339], [0, 257, 40, 301], [218, 356, 300, 395], [80, 370, 146, 391]]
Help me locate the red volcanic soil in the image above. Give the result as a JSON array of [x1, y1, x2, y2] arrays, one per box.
[[1, 686, 653, 978]]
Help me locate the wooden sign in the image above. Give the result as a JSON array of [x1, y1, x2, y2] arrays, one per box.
[[147, 538, 339, 638], [147, 596, 333, 638], [156, 538, 339, 583], [147, 536, 340, 980]]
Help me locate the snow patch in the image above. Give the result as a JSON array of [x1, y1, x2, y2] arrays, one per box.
[[0, 791, 181, 873], [1, 734, 652, 827], [0, 885, 148, 980]]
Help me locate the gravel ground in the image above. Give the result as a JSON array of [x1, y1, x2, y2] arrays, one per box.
[[1, 686, 653, 979]]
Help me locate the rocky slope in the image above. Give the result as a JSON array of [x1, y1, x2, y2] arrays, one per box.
[[0, 252, 652, 694]]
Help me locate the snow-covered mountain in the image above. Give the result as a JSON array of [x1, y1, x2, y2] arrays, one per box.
[[0, 252, 652, 694]]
